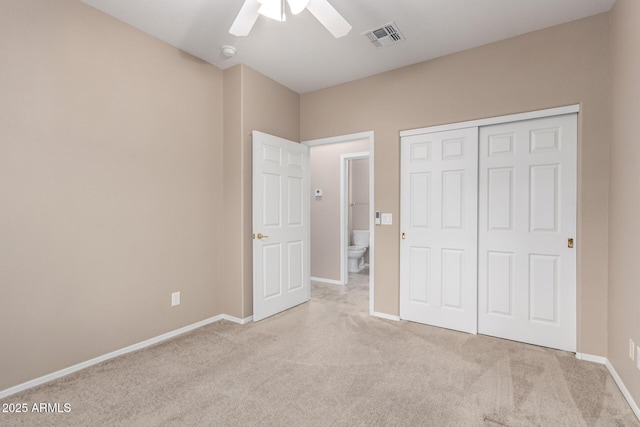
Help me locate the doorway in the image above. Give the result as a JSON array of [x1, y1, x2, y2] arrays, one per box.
[[341, 152, 370, 285], [303, 131, 375, 315]]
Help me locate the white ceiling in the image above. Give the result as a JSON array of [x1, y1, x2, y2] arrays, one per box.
[[81, 0, 616, 94]]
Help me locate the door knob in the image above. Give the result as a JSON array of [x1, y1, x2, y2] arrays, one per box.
[[256, 233, 269, 240], [402, 232, 406, 240]]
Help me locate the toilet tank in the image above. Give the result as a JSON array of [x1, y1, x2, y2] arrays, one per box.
[[352, 230, 370, 247]]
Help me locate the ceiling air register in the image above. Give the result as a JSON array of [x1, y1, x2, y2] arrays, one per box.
[[362, 22, 405, 48]]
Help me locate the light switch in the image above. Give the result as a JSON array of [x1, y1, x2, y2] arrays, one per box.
[[381, 213, 392, 225]]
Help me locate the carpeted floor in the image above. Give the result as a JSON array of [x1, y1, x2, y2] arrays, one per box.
[[1, 270, 638, 426]]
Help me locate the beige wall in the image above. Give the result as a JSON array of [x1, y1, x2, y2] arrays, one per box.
[[0, 3, 298, 391], [222, 66, 244, 319], [609, 0, 640, 406], [0, 0, 224, 391], [301, 14, 611, 356], [222, 64, 300, 318], [310, 140, 369, 280]]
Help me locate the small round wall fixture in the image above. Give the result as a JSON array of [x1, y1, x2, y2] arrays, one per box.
[[221, 45, 236, 58]]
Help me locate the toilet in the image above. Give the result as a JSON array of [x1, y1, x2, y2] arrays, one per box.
[[347, 230, 370, 273]]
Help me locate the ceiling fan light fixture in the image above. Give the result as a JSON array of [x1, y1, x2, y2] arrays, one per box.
[[286, 0, 310, 15], [230, 0, 350, 38], [258, 0, 286, 22]]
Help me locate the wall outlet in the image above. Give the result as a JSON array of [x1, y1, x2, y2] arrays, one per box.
[[171, 291, 180, 307], [630, 339, 635, 361]]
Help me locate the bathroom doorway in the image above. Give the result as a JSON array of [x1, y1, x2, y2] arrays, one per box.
[[341, 153, 370, 284], [304, 131, 375, 315]]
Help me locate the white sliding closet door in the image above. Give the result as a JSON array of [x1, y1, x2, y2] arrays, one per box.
[[478, 114, 577, 351], [400, 128, 478, 333]]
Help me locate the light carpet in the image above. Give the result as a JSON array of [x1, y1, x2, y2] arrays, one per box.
[[1, 271, 638, 426]]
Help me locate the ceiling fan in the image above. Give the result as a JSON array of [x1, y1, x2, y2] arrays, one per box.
[[229, 0, 352, 38]]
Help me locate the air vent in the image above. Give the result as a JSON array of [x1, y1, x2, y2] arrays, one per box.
[[362, 22, 405, 48]]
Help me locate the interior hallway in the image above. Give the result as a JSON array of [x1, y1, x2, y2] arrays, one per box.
[[311, 269, 370, 313]]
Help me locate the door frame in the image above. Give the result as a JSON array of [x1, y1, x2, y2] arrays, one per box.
[[401, 105, 580, 137], [341, 151, 370, 284], [303, 131, 375, 316]]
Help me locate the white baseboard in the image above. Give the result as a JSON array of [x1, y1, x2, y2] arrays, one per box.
[[310, 276, 344, 286], [221, 314, 253, 324], [0, 313, 246, 400], [575, 352, 607, 364], [605, 359, 640, 421], [575, 353, 639, 421], [372, 311, 400, 321]]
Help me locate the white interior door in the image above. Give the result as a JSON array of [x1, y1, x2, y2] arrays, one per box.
[[478, 114, 577, 351], [400, 127, 479, 333], [252, 131, 310, 322]]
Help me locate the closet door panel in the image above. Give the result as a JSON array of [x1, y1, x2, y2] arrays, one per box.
[[478, 114, 577, 352], [400, 128, 478, 333]]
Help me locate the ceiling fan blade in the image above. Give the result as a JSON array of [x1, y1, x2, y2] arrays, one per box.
[[306, 0, 352, 38], [258, 0, 286, 22], [229, 0, 261, 36]]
